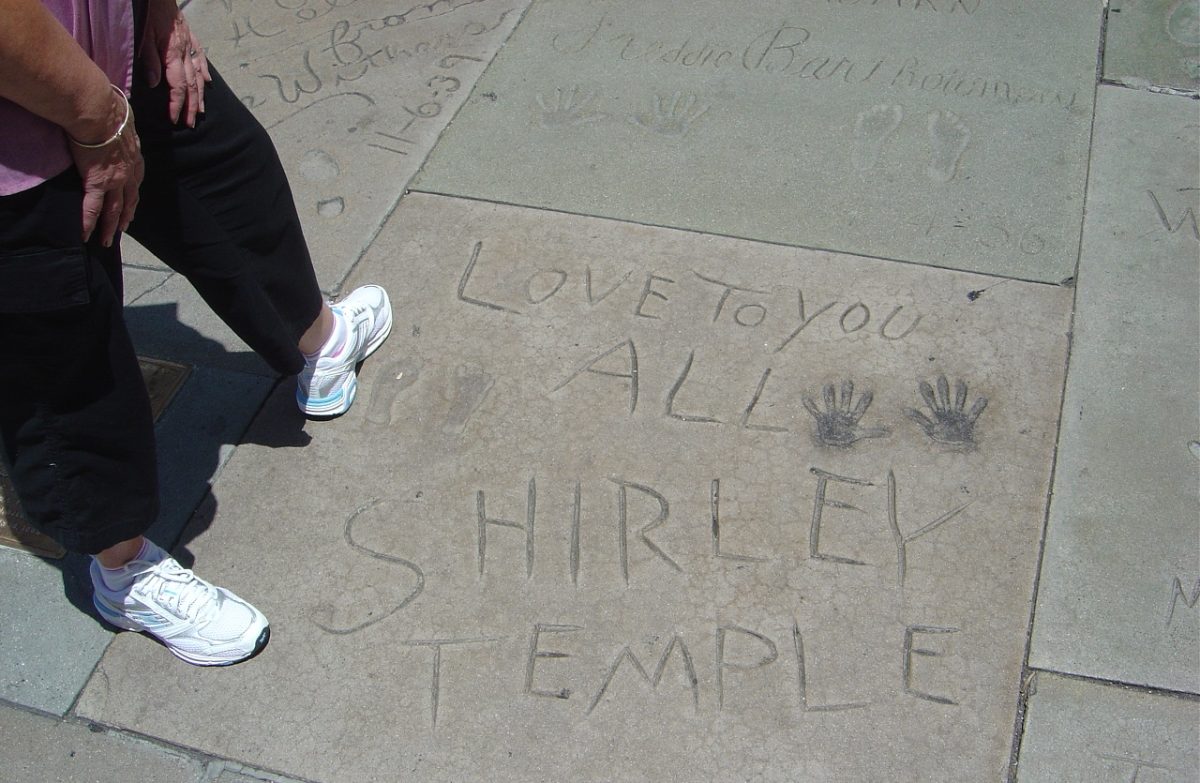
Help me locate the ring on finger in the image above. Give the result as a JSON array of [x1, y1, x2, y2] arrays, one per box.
[[188, 49, 199, 57]]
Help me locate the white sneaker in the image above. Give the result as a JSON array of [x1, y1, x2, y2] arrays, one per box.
[[297, 284, 393, 417], [91, 541, 270, 667]]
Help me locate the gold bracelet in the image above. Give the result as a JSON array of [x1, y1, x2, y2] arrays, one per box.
[[68, 85, 132, 149]]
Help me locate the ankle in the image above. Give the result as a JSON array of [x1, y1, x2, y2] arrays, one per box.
[[94, 536, 148, 569]]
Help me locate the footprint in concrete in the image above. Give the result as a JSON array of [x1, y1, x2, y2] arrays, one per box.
[[1166, 0, 1200, 46], [365, 357, 423, 426], [299, 148, 340, 182], [316, 196, 345, 218], [442, 364, 494, 435], [926, 110, 970, 184], [851, 104, 903, 171], [298, 149, 346, 218]]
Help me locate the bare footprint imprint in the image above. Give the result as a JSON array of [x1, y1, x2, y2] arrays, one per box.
[[298, 149, 346, 218], [851, 104, 903, 171], [443, 364, 494, 435], [926, 110, 970, 183], [1167, 0, 1200, 46], [364, 357, 424, 426]]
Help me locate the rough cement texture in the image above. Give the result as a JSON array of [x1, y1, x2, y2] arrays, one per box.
[[414, 0, 1101, 282], [181, 0, 532, 290], [77, 194, 1072, 782], [1017, 672, 1200, 782], [0, 703, 202, 783], [1105, 0, 1200, 93], [1029, 86, 1200, 695], [0, 550, 111, 716]]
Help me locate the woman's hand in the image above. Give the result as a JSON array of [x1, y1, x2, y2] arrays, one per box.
[[68, 88, 144, 247], [141, 0, 211, 126]]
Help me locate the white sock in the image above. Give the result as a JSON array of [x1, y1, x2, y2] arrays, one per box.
[[94, 539, 157, 592], [305, 309, 348, 362]]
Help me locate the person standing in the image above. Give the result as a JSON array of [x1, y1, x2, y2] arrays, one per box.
[[0, 0, 391, 665]]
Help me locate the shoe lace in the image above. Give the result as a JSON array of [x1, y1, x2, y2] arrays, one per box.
[[139, 560, 218, 623]]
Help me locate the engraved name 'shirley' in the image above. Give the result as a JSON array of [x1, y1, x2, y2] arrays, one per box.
[[316, 237, 1007, 729], [551, 16, 1080, 112]]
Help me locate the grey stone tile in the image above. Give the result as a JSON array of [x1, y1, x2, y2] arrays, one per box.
[[1028, 87, 1200, 694], [1105, 0, 1200, 93], [122, 265, 173, 306], [0, 367, 272, 715], [1017, 672, 1200, 783], [124, 274, 279, 377], [121, 235, 170, 273], [414, 0, 1101, 282], [181, 0, 531, 290], [0, 703, 203, 783], [77, 195, 1072, 782], [0, 550, 111, 716], [204, 762, 309, 783], [148, 366, 278, 550]]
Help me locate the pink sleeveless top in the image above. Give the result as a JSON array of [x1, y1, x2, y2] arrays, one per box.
[[0, 0, 134, 195]]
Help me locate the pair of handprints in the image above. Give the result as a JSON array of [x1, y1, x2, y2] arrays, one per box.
[[535, 86, 709, 137], [803, 376, 987, 447]]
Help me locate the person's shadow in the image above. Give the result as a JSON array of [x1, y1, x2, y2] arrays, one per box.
[[7, 301, 315, 631]]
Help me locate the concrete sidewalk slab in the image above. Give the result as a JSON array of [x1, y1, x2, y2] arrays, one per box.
[[1016, 672, 1200, 782], [123, 278, 278, 377], [1029, 86, 1200, 695], [1105, 0, 1200, 93], [182, 0, 531, 290], [0, 703, 201, 783], [414, 0, 1101, 282], [78, 194, 1071, 782]]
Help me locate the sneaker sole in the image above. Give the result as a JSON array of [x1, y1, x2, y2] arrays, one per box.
[[297, 302, 394, 418], [93, 596, 271, 667]]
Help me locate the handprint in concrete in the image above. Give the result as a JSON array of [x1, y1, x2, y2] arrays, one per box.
[[535, 86, 606, 129], [802, 380, 890, 447], [907, 375, 988, 445], [631, 92, 710, 137]]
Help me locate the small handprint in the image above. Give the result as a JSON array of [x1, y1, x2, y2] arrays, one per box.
[[631, 92, 710, 137], [535, 86, 606, 129], [802, 380, 890, 447], [907, 376, 988, 445]]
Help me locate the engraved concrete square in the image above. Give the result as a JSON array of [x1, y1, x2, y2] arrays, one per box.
[[77, 195, 1071, 782], [414, 0, 1101, 282], [1017, 672, 1200, 783], [180, 0, 531, 288], [1105, 0, 1200, 93], [1028, 87, 1200, 694]]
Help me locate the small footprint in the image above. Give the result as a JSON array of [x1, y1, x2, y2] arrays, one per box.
[[926, 110, 970, 184], [443, 364, 494, 435], [1166, 0, 1200, 46], [365, 357, 423, 426], [851, 104, 903, 171], [298, 149, 340, 182], [317, 196, 345, 218]]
